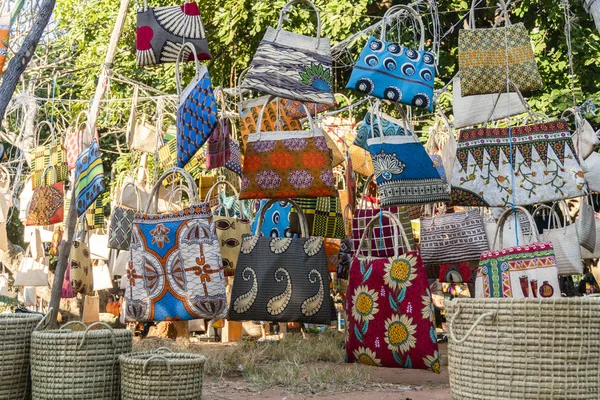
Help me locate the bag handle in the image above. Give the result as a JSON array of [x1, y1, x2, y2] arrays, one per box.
[[39, 165, 59, 186], [163, 185, 192, 212], [34, 120, 55, 148], [256, 198, 309, 238], [255, 95, 315, 140], [117, 181, 142, 210], [0, 164, 10, 191], [380, 4, 425, 50], [204, 180, 245, 220], [274, 0, 322, 48], [484, 81, 533, 126], [175, 42, 201, 98], [494, 206, 539, 249], [356, 211, 411, 259], [144, 168, 200, 213]]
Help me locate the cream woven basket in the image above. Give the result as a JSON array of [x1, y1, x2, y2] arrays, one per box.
[[0, 312, 43, 399], [30, 321, 132, 400], [446, 297, 600, 399]]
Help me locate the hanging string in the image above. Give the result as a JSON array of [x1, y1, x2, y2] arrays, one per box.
[[561, 0, 577, 109]]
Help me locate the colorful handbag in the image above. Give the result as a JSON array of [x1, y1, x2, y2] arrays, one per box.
[[475, 207, 561, 299], [74, 139, 105, 216], [108, 182, 141, 251], [450, 119, 587, 207], [30, 121, 69, 188], [126, 168, 227, 322], [419, 209, 489, 266], [69, 219, 94, 295], [158, 137, 206, 174], [204, 116, 231, 169], [281, 99, 330, 119], [289, 197, 346, 239], [242, 0, 334, 105], [251, 199, 295, 238], [225, 136, 242, 176], [439, 262, 476, 283], [239, 96, 337, 200], [66, 111, 95, 170], [346, 5, 435, 110], [85, 196, 106, 230], [26, 166, 64, 226], [354, 102, 413, 151], [325, 238, 341, 273], [228, 198, 334, 324], [204, 181, 251, 277], [458, 0, 542, 96], [176, 43, 219, 169], [136, 0, 210, 66], [345, 211, 440, 371], [0, 11, 8, 74]]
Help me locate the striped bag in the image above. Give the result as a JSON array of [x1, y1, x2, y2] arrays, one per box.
[[74, 139, 105, 216], [289, 197, 346, 239]]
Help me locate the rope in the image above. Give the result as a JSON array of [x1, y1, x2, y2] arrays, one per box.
[[449, 304, 497, 344]]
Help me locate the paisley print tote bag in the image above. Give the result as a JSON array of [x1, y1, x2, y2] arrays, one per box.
[[74, 139, 105, 217], [458, 0, 542, 96], [346, 5, 435, 111], [239, 96, 337, 200], [346, 211, 440, 371], [242, 0, 334, 105], [176, 43, 219, 169], [136, 0, 210, 66], [26, 166, 64, 226], [126, 168, 227, 322], [228, 198, 334, 324]]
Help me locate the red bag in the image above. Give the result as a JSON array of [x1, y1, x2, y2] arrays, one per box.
[[439, 262, 476, 283]]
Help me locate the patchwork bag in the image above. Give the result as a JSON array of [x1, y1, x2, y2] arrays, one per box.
[[289, 197, 346, 239], [25, 166, 64, 226], [176, 43, 219, 169], [419, 209, 489, 266], [30, 121, 68, 188], [346, 5, 435, 111], [458, 0, 542, 96], [204, 181, 251, 277], [126, 168, 227, 322], [108, 182, 141, 251], [74, 139, 105, 216], [345, 211, 440, 371], [242, 0, 334, 105], [251, 199, 294, 238], [354, 102, 413, 151], [69, 219, 94, 295], [475, 207, 561, 299], [239, 96, 337, 200], [228, 198, 334, 324], [450, 119, 587, 207], [204, 116, 231, 170], [136, 0, 210, 66]]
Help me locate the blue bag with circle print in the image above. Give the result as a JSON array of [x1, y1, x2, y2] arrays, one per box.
[[346, 5, 435, 111], [354, 102, 414, 150]]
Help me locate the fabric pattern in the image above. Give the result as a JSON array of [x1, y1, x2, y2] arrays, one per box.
[[289, 197, 346, 239], [85, 196, 105, 229], [224, 138, 243, 176], [368, 136, 449, 207], [449, 121, 587, 207], [126, 204, 227, 321], [355, 111, 413, 150], [347, 37, 436, 111], [458, 23, 542, 96], [62, 265, 77, 298], [0, 13, 8, 74], [205, 117, 231, 169], [228, 235, 334, 324], [214, 215, 251, 277], [281, 99, 331, 119], [177, 70, 219, 168], [345, 253, 440, 371], [136, 1, 210, 66], [159, 137, 206, 173], [419, 210, 489, 265], [352, 207, 415, 258], [239, 134, 337, 200], [69, 240, 94, 295], [325, 238, 341, 273], [108, 206, 136, 251], [251, 199, 295, 238], [439, 262, 476, 283], [65, 128, 82, 170], [239, 97, 302, 146], [243, 27, 334, 105], [475, 242, 561, 299], [74, 140, 105, 216], [429, 153, 447, 184], [337, 237, 353, 280], [30, 143, 68, 188], [26, 182, 64, 226]]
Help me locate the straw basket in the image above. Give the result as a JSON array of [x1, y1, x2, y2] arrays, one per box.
[[446, 297, 600, 399], [120, 351, 206, 399], [0, 312, 43, 399], [30, 321, 132, 400]]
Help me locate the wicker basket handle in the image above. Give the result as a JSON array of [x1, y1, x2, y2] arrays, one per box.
[[154, 347, 173, 353], [449, 305, 497, 344], [34, 307, 54, 331], [59, 321, 88, 330], [143, 355, 172, 374], [78, 322, 116, 349]]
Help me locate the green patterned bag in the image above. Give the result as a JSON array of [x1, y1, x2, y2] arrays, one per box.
[[289, 197, 346, 239]]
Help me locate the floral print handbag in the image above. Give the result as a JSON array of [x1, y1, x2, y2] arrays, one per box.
[[346, 210, 440, 372], [239, 96, 337, 200]]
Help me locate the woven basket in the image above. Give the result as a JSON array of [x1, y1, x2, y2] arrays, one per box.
[[120, 352, 206, 399], [0, 312, 43, 399], [30, 321, 132, 400], [446, 297, 600, 399]]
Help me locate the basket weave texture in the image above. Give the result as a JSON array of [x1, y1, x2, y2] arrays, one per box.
[[30, 322, 132, 400], [447, 297, 600, 399], [119, 352, 206, 400], [0, 313, 43, 399]]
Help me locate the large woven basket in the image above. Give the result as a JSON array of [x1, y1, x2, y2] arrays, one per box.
[[120, 352, 206, 399], [446, 297, 600, 399], [0, 312, 43, 399], [30, 321, 132, 400]]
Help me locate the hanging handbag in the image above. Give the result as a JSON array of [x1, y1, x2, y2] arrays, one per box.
[[159, 136, 206, 173], [85, 196, 106, 230], [176, 43, 219, 169], [483, 207, 533, 248], [239, 96, 337, 200], [92, 263, 114, 291], [62, 265, 77, 299], [14, 247, 48, 287], [89, 227, 110, 260], [577, 196, 597, 254], [346, 5, 435, 111], [30, 121, 68, 188], [562, 108, 599, 160], [66, 111, 90, 170], [108, 182, 141, 251], [251, 199, 294, 238], [420, 209, 489, 266], [20, 287, 36, 306], [224, 114, 243, 176], [289, 197, 346, 239], [354, 102, 413, 151], [475, 207, 561, 299], [126, 86, 161, 153], [136, 0, 210, 66], [205, 117, 231, 169], [26, 166, 64, 226], [69, 218, 94, 295], [0, 164, 11, 221], [82, 294, 100, 323], [581, 208, 600, 259], [458, 0, 542, 96], [242, 0, 334, 105], [74, 138, 105, 216], [345, 211, 440, 372], [126, 168, 227, 322], [204, 181, 251, 277], [0, 11, 9, 74], [228, 198, 334, 324]]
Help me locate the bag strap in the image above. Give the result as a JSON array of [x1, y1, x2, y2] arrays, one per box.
[[175, 42, 201, 98], [39, 165, 58, 186], [204, 180, 245, 220], [34, 121, 55, 148], [118, 181, 142, 210], [484, 81, 533, 126], [494, 206, 539, 249], [256, 198, 309, 238], [380, 4, 425, 50], [274, 0, 322, 48], [358, 211, 411, 258], [254, 95, 315, 139], [145, 168, 200, 213]]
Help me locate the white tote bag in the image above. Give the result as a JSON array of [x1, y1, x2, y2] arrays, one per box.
[[581, 211, 600, 259], [113, 249, 129, 277], [452, 76, 527, 129], [483, 208, 533, 248], [89, 228, 110, 260], [583, 151, 600, 192], [19, 287, 37, 306], [0, 270, 9, 296], [14, 249, 48, 287], [92, 263, 114, 291], [562, 108, 599, 160]]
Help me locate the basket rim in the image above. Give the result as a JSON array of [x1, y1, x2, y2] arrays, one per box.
[[119, 352, 207, 367], [0, 312, 43, 324]]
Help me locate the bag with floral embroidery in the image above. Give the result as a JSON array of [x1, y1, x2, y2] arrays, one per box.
[[345, 211, 440, 371]]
